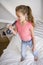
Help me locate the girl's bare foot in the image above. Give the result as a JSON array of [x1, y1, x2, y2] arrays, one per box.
[[34, 56, 38, 61], [20, 57, 25, 62]]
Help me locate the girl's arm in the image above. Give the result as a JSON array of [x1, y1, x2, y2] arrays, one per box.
[[8, 25, 17, 35], [30, 26, 36, 52]]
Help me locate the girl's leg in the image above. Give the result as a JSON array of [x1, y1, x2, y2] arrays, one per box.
[[33, 50, 38, 61], [21, 41, 27, 61], [27, 40, 38, 61]]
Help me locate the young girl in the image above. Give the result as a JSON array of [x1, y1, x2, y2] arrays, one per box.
[[9, 5, 38, 61]]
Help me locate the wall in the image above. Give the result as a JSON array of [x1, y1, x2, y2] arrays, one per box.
[[41, 0, 43, 20], [0, 4, 15, 22], [1, 0, 42, 21]]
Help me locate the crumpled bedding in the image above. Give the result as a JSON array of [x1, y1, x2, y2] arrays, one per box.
[[0, 34, 43, 65]]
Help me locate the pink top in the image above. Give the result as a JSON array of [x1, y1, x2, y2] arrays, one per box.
[[16, 20, 33, 41]]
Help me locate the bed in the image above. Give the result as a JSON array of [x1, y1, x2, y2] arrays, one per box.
[[0, 20, 43, 65]]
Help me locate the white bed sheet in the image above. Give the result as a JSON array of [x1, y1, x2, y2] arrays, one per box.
[[0, 34, 43, 65]]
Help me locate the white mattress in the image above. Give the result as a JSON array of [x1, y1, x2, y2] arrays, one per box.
[[0, 34, 43, 65]]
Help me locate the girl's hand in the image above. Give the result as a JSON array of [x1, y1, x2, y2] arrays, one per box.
[[32, 46, 36, 52], [8, 25, 13, 30], [8, 25, 17, 35]]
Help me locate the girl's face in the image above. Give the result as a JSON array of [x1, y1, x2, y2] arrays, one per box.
[[16, 11, 26, 23]]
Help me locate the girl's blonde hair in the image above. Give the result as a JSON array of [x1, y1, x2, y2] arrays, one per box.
[[15, 5, 35, 27]]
